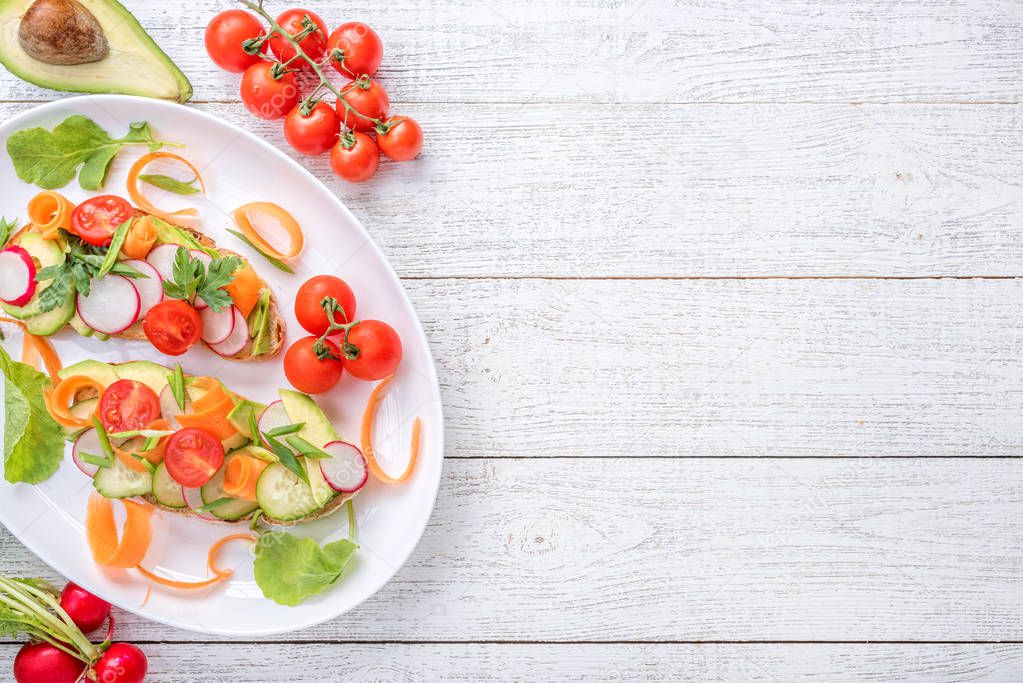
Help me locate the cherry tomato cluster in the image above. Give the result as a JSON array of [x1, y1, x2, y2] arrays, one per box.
[[284, 275, 402, 394], [205, 5, 423, 183]]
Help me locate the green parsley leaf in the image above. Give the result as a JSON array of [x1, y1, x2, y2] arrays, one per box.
[[6, 115, 174, 191], [162, 247, 242, 313], [226, 228, 294, 273], [0, 346, 63, 483], [139, 174, 200, 195], [0, 217, 16, 246], [253, 532, 357, 606]]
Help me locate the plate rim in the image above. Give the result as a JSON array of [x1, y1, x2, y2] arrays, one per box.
[[0, 94, 445, 636]]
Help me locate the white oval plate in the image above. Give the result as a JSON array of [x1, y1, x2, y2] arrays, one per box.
[[0, 95, 444, 636]]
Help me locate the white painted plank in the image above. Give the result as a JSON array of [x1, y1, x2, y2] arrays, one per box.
[[2, 458, 1022, 641], [0, 1, 1020, 103], [0, 102, 1019, 278], [412, 277, 1023, 457], [2, 643, 1022, 681]]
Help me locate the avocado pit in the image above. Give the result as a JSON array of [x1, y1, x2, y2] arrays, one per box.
[[19, 0, 108, 66]]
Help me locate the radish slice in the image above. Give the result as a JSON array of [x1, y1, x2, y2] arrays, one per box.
[[208, 307, 248, 356], [145, 243, 185, 281], [200, 304, 235, 345], [159, 383, 192, 429], [0, 246, 36, 306], [319, 441, 368, 493], [76, 275, 140, 335], [72, 429, 104, 477], [257, 401, 290, 445], [194, 298, 208, 311], [189, 249, 213, 269], [121, 259, 163, 319], [183, 486, 220, 522]]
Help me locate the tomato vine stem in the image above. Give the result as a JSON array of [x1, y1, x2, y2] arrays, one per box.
[[237, 0, 383, 129]]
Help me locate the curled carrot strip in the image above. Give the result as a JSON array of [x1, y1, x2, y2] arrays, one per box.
[[46, 375, 103, 428], [21, 334, 40, 370], [231, 202, 304, 260], [223, 454, 268, 501], [26, 191, 74, 239], [136, 534, 255, 590], [121, 215, 159, 260], [0, 317, 62, 384], [360, 375, 421, 484], [127, 152, 205, 226], [85, 495, 153, 568]]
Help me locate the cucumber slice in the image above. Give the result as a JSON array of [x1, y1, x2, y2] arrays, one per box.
[[152, 462, 186, 508], [23, 289, 74, 336], [200, 454, 259, 520], [93, 455, 153, 499], [255, 463, 322, 521]]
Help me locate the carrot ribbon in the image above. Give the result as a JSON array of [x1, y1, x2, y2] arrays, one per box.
[[136, 534, 256, 590], [26, 191, 74, 239], [231, 202, 304, 261], [127, 152, 206, 226], [360, 375, 421, 484], [85, 496, 154, 568]]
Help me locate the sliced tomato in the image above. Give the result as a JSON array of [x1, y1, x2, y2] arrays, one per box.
[[98, 380, 161, 433], [164, 428, 225, 488], [70, 195, 135, 247], [143, 300, 203, 356]]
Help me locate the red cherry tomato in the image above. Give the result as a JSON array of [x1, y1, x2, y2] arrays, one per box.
[[164, 428, 225, 488], [336, 78, 389, 132], [143, 300, 202, 356], [284, 102, 340, 156], [240, 62, 300, 120], [59, 582, 111, 634], [330, 131, 379, 182], [70, 195, 134, 247], [377, 116, 424, 161], [268, 8, 328, 67], [295, 275, 357, 336], [98, 380, 161, 433], [13, 642, 85, 683], [92, 643, 148, 683], [327, 22, 383, 77], [284, 336, 344, 394], [345, 320, 402, 381], [204, 9, 266, 72]]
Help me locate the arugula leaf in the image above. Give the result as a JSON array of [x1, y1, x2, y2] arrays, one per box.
[[0, 217, 16, 246], [0, 346, 63, 484], [169, 364, 186, 411], [96, 220, 132, 278], [139, 173, 200, 195], [7, 116, 173, 191], [253, 532, 357, 606], [226, 228, 294, 274]]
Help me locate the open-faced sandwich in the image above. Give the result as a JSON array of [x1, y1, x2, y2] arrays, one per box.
[[54, 358, 366, 525], [0, 191, 284, 360]]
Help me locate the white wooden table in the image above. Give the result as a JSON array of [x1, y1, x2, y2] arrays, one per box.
[[2, 0, 1023, 680]]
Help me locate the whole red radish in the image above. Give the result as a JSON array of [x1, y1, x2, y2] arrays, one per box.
[[92, 643, 147, 683], [13, 642, 85, 683], [59, 582, 110, 634]]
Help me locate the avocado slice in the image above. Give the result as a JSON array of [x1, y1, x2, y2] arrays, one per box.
[[227, 399, 267, 440], [114, 360, 172, 393], [279, 389, 337, 507], [0, 0, 192, 102], [59, 358, 118, 385]]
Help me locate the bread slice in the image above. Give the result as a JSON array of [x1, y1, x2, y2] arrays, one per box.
[[113, 225, 285, 361], [144, 489, 354, 526]]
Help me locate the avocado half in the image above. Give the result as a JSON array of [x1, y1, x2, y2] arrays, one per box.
[[0, 0, 191, 102]]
